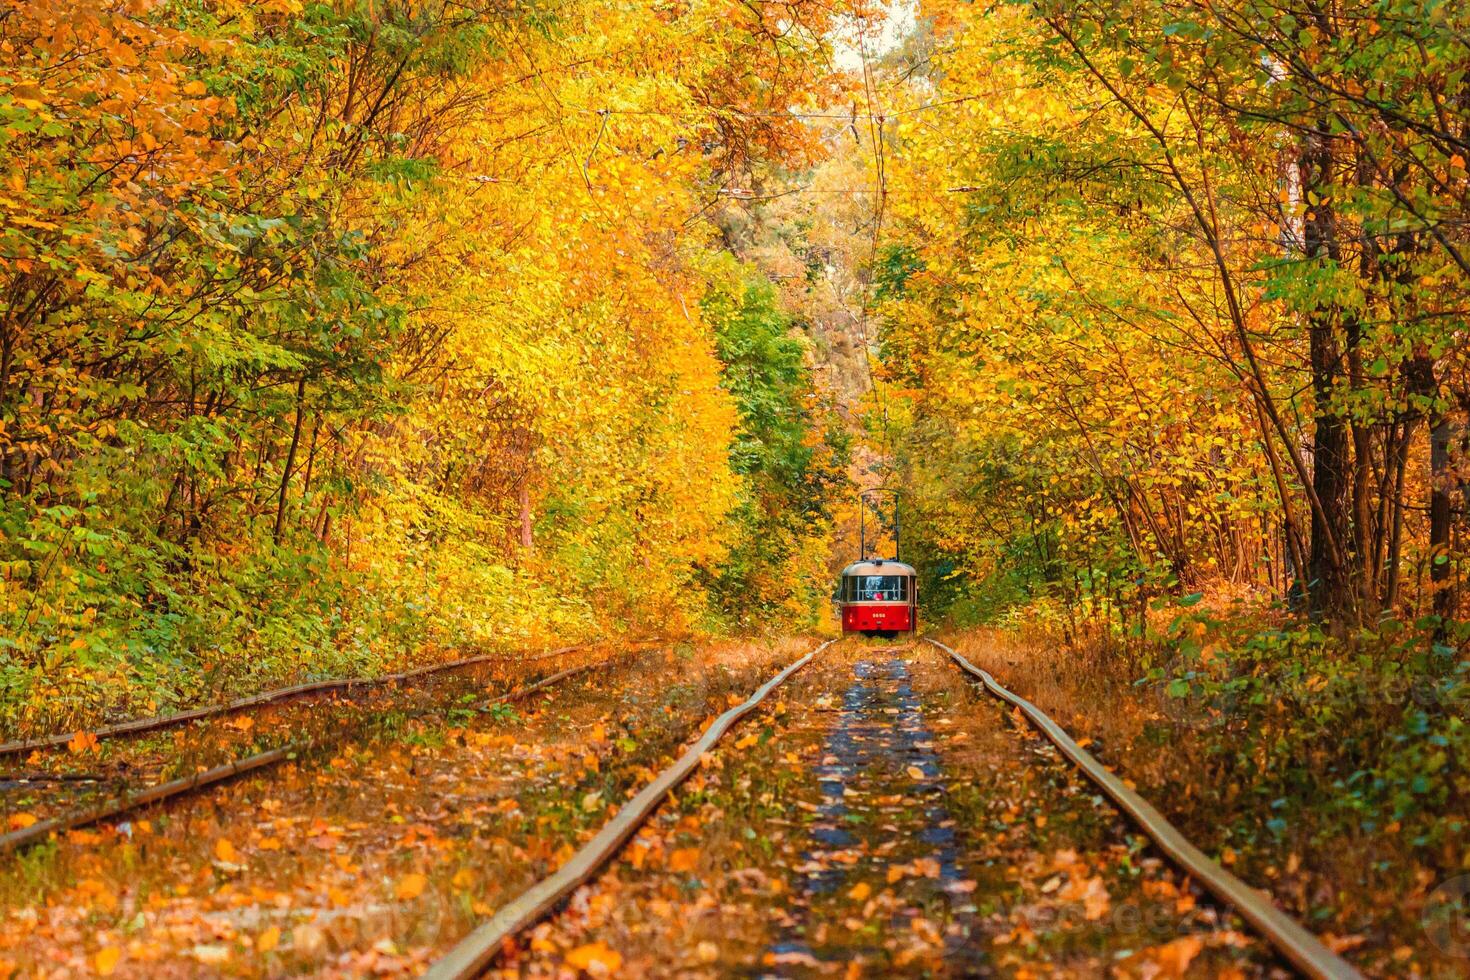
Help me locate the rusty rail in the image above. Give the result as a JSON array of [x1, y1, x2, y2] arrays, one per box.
[[0, 647, 637, 856], [424, 638, 833, 980], [0, 641, 624, 759], [928, 637, 1361, 980]]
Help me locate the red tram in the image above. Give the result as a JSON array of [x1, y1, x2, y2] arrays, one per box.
[[838, 558, 918, 637], [838, 489, 918, 637]]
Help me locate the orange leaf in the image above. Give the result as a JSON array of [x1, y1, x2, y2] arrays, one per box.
[[668, 847, 700, 872], [68, 731, 99, 755], [7, 813, 37, 830], [256, 926, 280, 953], [396, 872, 428, 900], [214, 838, 239, 863], [847, 881, 871, 901], [565, 941, 622, 973]]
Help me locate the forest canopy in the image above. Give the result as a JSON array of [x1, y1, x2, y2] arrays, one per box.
[[0, 0, 852, 731]]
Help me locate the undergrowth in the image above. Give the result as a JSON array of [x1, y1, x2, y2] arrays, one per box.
[[940, 602, 1470, 976]]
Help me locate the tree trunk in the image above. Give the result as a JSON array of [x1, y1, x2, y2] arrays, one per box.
[[518, 479, 534, 550], [1300, 136, 1355, 620], [1429, 411, 1454, 619], [273, 376, 308, 547]]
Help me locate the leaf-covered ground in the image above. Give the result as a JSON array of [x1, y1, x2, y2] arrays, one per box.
[[497, 640, 1279, 978], [0, 639, 805, 977], [1, 646, 627, 829], [938, 628, 1467, 979]]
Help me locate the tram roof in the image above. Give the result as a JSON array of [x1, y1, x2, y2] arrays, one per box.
[[840, 559, 917, 577]]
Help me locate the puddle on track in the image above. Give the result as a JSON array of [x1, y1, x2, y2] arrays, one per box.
[[763, 655, 985, 975]]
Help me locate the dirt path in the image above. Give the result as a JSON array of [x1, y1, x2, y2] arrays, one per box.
[[502, 640, 1282, 977]]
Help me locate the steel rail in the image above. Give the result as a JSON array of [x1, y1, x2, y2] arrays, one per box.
[[927, 638, 1361, 980], [0, 649, 635, 856], [0, 641, 628, 760], [425, 638, 834, 980]]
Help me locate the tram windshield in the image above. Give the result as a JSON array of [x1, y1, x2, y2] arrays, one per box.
[[845, 575, 908, 602]]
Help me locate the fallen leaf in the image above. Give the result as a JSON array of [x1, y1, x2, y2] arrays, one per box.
[[68, 731, 99, 755], [214, 838, 239, 864], [847, 881, 872, 901], [396, 873, 428, 900], [7, 813, 37, 830], [565, 940, 623, 973], [257, 926, 281, 953], [94, 947, 121, 976], [905, 765, 925, 780], [1152, 935, 1204, 977], [669, 848, 700, 872], [292, 924, 326, 956], [1323, 934, 1368, 953]]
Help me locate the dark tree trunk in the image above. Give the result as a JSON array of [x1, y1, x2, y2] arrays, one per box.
[[273, 376, 308, 547], [1300, 134, 1355, 620]]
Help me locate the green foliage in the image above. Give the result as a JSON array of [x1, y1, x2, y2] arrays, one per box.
[[702, 271, 850, 628], [1150, 614, 1470, 852]]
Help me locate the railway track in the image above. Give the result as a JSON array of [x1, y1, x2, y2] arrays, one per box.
[[0, 636, 809, 976], [427, 637, 1362, 979], [0, 640, 639, 760], [0, 644, 641, 856]]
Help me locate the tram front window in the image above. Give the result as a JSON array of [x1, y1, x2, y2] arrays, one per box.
[[849, 575, 906, 602]]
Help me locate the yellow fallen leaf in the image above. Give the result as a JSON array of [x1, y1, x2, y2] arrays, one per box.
[[734, 733, 759, 750], [565, 941, 622, 973], [905, 765, 924, 780], [257, 926, 281, 953], [7, 813, 37, 830], [847, 881, 871, 901], [214, 838, 239, 863], [396, 872, 428, 900], [94, 947, 121, 976]]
